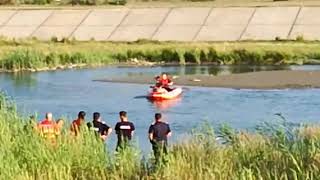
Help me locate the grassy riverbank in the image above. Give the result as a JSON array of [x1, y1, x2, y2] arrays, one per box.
[[1, 39, 320, 72], [1, 93, 320, 179]]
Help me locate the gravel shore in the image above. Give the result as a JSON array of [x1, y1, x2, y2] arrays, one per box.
[[95, 70, 320, 89]]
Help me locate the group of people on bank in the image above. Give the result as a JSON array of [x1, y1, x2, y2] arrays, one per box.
[[35, 73, 174, 163], [36, 111, 172, 163]]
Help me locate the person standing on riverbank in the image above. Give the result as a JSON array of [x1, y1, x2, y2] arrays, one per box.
[[87, 112, 112, 141], [148, 113, 172, 165], [37, 112, 58, 143], [55, 119, 64, 136], [115, 111, 135, 151], [70, 111, 86, 136]]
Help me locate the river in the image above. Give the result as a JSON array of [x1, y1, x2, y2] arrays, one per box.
[[1, 65, 320, 153]]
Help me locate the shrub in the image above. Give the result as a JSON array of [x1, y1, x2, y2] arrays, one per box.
[[220, 52, 236, 65], [232, 49, 263, 65], [134, 39, 159, 44], [70, 52, 87, 64], [264, 51, 287, 64], [58, 53, 71, 65], [296, 35, 305, 42], [45, 53, 59, 67], [71, 0, 95, 5], [50, 36, 58, 43], [127, 50, 145, 60], [32, 0, 51, 4], [275, 36, 281, 41], [113, 52, 127, 62], [161, 49, 180, 63], [108, 0, 126, 5], [184, 51, 199, 64], [144, 50, 161, 62], [207, 48, 219, 63], [199, 50, 207, 62]]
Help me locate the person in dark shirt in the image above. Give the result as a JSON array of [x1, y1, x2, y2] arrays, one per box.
[[87, 112, 112, 141], [115, 111, 135, 151], [148, 113, 172, 165]]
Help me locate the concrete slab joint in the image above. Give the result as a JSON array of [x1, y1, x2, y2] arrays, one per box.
[[196, 7, 256, 41], [241, 7, 300, 41], [72, 9, 130, 41], [153, 7, 211, 41], [289, 7, 320, 40], [32, 10, 90, 40], [109, 8, 170, 41]]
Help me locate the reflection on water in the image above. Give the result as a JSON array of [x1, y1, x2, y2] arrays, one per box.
[[10, 72, 37, 88], [0, 72, 38, 94], [149, 97, 182, 111], [225, 65, 291, 75], [124, 65, 294, 77]]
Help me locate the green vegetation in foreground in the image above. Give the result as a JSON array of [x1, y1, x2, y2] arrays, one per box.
[[1, 39, 320, 72], [1, 93, 320, 179]]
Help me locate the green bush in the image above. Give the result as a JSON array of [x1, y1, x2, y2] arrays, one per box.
[[50, 36, 59, 43], [15, 0, 51, 4], [72, 0, 98, 5], [113, 52, 128, 62], [45, 53, 60, 67], [296, 35, 305, 42], [107, 0, 126, 5], [144, 50, 161, 62], [31, 0, 51, 4], [207, 48, 219, 63], [219, 52, 235, 65], [184, 50, 199, 64], [199, 50, 207, 62], [70, 52, 87, 64], [161, 49, 180, 63], [232, 49, 263, 65], [127, 50, 145, 60], [264, 51, 287, 64], [58, 53, 71, 65]]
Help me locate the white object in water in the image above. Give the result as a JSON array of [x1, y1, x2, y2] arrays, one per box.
[[192, 79, 201, 82]]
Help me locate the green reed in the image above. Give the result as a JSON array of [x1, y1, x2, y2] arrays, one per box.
[[1, 92, 320, 179], [1, 39, 320, 72]]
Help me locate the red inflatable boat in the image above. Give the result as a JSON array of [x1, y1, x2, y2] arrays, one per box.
[[148, 87, 183, 100]]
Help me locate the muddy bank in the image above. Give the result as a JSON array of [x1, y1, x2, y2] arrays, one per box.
[[95, 70, 320, 89]]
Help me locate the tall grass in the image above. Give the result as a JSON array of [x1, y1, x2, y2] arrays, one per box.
[[1, 93, 320, 179], [0, 48, 116, 72], [1, 40, 320, 72]]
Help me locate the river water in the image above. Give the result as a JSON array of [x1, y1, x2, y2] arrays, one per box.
[[1, 65, 320, 152]]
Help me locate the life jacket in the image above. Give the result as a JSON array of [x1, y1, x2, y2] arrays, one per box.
[[159, 78, 171, 87], [38, 119, 57, 140]]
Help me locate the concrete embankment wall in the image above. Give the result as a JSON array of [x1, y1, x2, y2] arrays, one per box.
[[0, 6, 319, 41]]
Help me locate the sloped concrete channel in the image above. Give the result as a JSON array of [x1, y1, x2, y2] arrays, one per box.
[[0, 6, 319, 41]]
